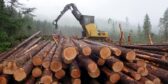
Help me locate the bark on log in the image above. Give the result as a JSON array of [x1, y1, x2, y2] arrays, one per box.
[[42, 44, 56, 69], [50, 39, 64, 72], [77, 55, 98, 73], [25, 76, 35, 84], [13, 60, 33, 81], [32, 42, 55, 66], [70, 61, 81, 79], [122, 66, 141, 80], [146, 64, 168, 83], [90, 54, 105, 66], [106, 56, 124, 72], [72, 39, 91, 56], [101, 67, 120, 84], [0, 31, 41, 62], [138, 77, 154, 84], [146, 74, 161, 84], [119, 72, 139, 84]]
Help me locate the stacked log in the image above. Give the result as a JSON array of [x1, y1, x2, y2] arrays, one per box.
[[0, 32, 168, 84]]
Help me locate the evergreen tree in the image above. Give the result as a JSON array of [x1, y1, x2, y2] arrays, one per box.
[[137, 24, 141, 36], [143, 14, 152, 40], [162, 8, 168, 41]]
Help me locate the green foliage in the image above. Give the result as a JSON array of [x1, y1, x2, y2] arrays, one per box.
[[143, 14, 152, 40]]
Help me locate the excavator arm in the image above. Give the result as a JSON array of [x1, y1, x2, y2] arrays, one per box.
[[53, 3, 82, 29]]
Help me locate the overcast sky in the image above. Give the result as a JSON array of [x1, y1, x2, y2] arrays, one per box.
[[20, 0, 168, 26]]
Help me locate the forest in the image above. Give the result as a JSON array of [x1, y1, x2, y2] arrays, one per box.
[[0, 0, 168, 52]]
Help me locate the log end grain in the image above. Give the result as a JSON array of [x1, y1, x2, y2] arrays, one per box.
[[136, 60, 147, 67], [0, 76, 7, 84], [133, 73, 141, 80], [137, 67, 148, 76], [153, 78, 161, 84], [71, 69, 81, 78], [88, 62, 98, 73], [63, 47, 77, 61], [112, 61, 124, 72], [72, 78, 81, 84], [3, 61, 18, 75], [50, 61, 62, 72], [126, 51, 136, 61], [109, 72, 120, 84], [32, 56, 42, 66], [100, 47, 111, 59], [32, 67, 42, 78], [13, 68, 26, 81], [112, 48, 122, 56], [55, 69, 65, 79], [40, 75, 53, 84], [42, 61, 50, 69], [82, 46, 91, 56], [88, 69, 100, 78], [97, 58, 105, 66]]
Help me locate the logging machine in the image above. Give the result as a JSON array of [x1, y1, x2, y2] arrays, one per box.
[[53, 3, 109, 39]]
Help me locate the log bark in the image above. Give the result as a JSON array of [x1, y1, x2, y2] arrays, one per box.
[[13, 59, 33, 81], [146, 64, 168, 83], [101, 67, 120, 84], [42, 44, 56, 69], [146, 74, 161, 84], [119, 72, 139, 84], [72, 39, 91, 56], [125, 62, 148, 76], [32, 42, 55, 66], [62, 38, 78, 64], [121, 45, 168, 52], [70, 61, 81, 79], [50, 39, 64, 72], [90, 54, 105, 66], [136, 54, 168, 66], [106, 56, 124, 72], [77, 55, 98, 73], [122, 66, 141, 80], [138, 77, 153, 84], [25, 76, 35, 84], [0, 31, 41, 62]]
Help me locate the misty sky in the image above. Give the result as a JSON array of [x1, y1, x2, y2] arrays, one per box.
[[20, 0, 168, 26]]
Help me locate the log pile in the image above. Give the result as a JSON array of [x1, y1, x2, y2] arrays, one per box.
[[0, 32, 168, 84]]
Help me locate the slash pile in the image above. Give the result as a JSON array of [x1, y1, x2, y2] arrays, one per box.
[[0, 31, 168, 84]]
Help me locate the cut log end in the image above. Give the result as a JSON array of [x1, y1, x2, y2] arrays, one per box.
[[42, 61, 50, 69], [136, 60, 147, 67], [32, 56, 42, 66], [72, 79, 81, 84], [82, 46, 91, 56], [137, 67, 148, 76], [126, 51, 136, 61], [88, 62, 98, 73], [133, 73, 141, 80], [71, 69, 81, 78], [109, 73, 120, 83], [97, 58, 105, 66], [3, 61, 18, 75], [113, 48, 122, 56], [32, 67, 42, 78], [153, 78, 161, 84], [63, 47, 77, 60], [145, 80, 154, 84], [13, 68, 26, 81], [112, 61, 124, 72], [40, 76, 53, 84], [55, 69, 65, 79], [88, 69, 100, 78], [0, 76, 7, 84], [50, 61, 62, 72], [100, 47, 111, 59]]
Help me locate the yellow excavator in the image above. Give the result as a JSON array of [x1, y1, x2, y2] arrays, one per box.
[[53, 3, 109, 39]]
